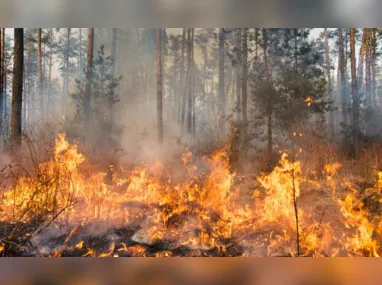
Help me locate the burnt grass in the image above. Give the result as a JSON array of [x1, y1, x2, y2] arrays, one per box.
[[0, 222, 245, 257]]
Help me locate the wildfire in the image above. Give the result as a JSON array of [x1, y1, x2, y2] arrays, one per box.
[[0, 133, 381, 257]]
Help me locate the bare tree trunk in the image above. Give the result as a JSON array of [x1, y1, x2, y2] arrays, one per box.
[[156, 28, 163, 144], [263, 29, 272, 169], [1, 28, 5, 119], [187, 29, 192, 136], [84, 28, 94, 138], [365, 29, 371, 108], [338, 29, 348, 126], [25, 41, 31, 125], [202, 36, 208, 128], [63, 28, 71, 117], [241, 28, 248, 140], [357, 29, 367, 95], [48, 29, 53, 119], [350, 28, 359, 155], [324, 28, 334, 136], [218, 28, 225, 138], [180, 28, 186, 131], [78, 28, 82, 77], [371, 29, 377, 106], [11, 28, 24, 150], [236, 29, 242, 123], [110, 28, 117, 128], [37, 28, 44, 121], [0, 28, 3, 135], [191, 28, 196, 138]]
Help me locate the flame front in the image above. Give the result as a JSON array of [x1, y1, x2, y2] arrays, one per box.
[[1, 133, 381, 257]]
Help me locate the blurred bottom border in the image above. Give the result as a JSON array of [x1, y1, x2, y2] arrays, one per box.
[[1, 258, 381, 285]]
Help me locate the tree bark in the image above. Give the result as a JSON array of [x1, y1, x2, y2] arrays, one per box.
[[180, 28, 186, 130], [263, 29, 272, 169], [2, 28, 5, 118], [191, 28, 196, 137], [241, 28, 248, 139], [218, 28, 225, 138], [350, 28, 359, 155], [63, 28, 71, 117], [324, 28, 334, 136], [338, 29, 348, 126], [365, 29, 371, 108], [48, 29, 53, 120], [84, 28, 94, 137], [78, 28, 82, 77], [37, 28, 44, 121], [357, 29, 367, 95], [11, 28, 24, 150], [110, 28, 117, 127], [186, 29, 192, 136], [0, 28, 3, 134], [371, 29, 377, 106], [236, 28, 242, 123], [156, 28, 163, 144]]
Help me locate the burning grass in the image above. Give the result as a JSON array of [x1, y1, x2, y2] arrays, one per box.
[[0, 133, 382, 257]]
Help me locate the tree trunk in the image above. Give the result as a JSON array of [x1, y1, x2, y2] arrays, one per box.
[[241, 28, 248, 139], [338, 29, 348, 126], [357, 29, 367, 95], [186, 28, 192, 136], [11, 28, 24, 150], [78, 28, 82, 77], [48, 29, 53, 120], [218, 28, 225, 138], [156, 28, 163, 144], [180, 28, 186, 130], [263, 29, 272, 169], [202, 37, 208, 127], [371, 29, 377, 106], [236, 28, 242, 123], [37, 28, 44, 121], [25, 41, 31, 125], [365, 29, 371, 108], [324, 28, 334, 136], [63, 28, 71, 117], [350, 28, 359, 155], [2, 28, 5, 119], [110, 28, 117, 128], [84, 28, 94, 138], [0, 28, 3, 135], [191, 28, 196, 137]]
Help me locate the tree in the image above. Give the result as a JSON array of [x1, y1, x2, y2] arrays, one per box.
[[84, 28, 94, 136], [324, 28, 334, 136], [110, 28, 117, 127], [186, 28, 192, 136], [180, 28, 186, 128], [350, 28, 359, 154], [235, 28, 242, 123], [191, 28, 196, 137], [338, 29, 348, 126], [241, 28, 248, 140], [262, 29, 273, 169], [11, 28, 24, 150], [218, 28, 225, 138], [37, 28, 44, 120], [0, 28, 3, 135], [156, 28, 163, 144], [78, 28, 82, 77], [47, 29, 54, 119]]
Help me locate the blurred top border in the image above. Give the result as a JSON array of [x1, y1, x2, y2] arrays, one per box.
[[0, 0, 380, 27]]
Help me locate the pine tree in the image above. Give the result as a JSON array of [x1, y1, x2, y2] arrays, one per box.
[[11, 28, 24, 150], [156, 28, 163, 144]]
